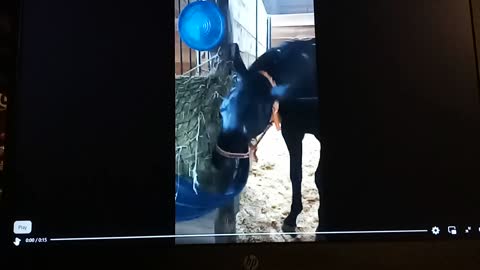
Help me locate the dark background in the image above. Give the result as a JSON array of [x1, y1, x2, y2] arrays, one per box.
[[1, 0, 480, 249], [3, 0, 175, 242], [315, 0, 480, 231]]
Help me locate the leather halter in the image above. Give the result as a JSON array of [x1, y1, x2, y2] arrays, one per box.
[[215, 70, 281, 161], [215, 144, 249, 159]]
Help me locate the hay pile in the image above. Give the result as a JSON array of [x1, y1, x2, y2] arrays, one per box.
[[175, 74, 233, 191]]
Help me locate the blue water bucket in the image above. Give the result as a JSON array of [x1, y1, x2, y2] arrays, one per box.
[[178, 1, 226, 51], [175, 173, 248, 222]]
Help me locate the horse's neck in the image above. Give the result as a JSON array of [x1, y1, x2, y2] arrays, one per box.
[[250, 42, 318, 99]]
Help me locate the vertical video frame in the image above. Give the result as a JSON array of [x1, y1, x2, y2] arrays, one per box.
[[175, 0, 318, 244]]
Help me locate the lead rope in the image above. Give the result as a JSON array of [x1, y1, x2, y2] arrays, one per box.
[[248, 121, 273, 162], [248, 70, 280, 163]]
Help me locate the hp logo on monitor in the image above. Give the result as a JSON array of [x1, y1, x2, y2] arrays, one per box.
[[243, 254, 259, 270]]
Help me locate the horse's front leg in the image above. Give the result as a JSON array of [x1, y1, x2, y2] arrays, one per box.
[[281, 128, 304, 236]]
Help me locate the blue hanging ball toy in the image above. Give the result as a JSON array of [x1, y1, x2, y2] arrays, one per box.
[[178, 1, 226, 51]]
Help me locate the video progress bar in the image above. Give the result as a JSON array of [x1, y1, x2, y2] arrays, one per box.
[[50, 229, 429, 241]]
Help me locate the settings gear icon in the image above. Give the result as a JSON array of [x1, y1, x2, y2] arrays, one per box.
[[432, 226, 440, 235]]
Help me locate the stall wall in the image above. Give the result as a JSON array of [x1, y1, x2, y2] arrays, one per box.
[[229, 0, 268, 67], [175, 0, 197, 75]]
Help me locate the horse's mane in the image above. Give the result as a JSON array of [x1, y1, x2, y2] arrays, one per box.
[[248, 38, 316, 73], [280, 37, 316, 46]]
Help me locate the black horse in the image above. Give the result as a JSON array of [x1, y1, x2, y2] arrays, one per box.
[[212, 38, 325, 239]]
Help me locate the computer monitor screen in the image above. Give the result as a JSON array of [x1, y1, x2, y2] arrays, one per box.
[[2, 0, 480, 248]]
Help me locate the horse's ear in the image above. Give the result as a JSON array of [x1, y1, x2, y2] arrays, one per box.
[[231, 43, 248, 76], [271, 84, 289, 100]]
